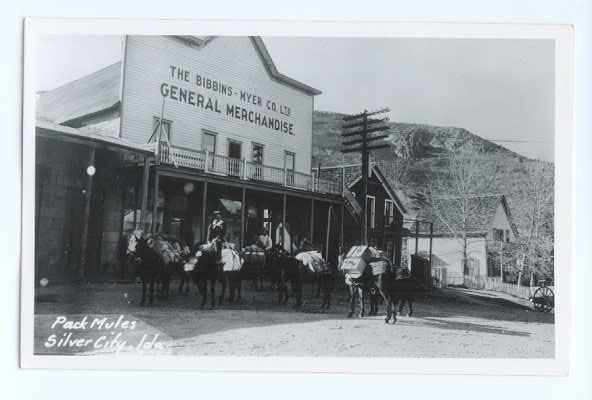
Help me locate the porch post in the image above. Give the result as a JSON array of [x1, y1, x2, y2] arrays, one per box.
[[139, 156, 150, 231], [151, 171, 159, 234], [201, 180, 208, 241], [310, 198, 314, 243], [500, 241, 504, 282], [428, 222, 433, 269], [415, 220, 419, 255], [282, 193, 287, 252], [79, 146, 96, 279], [340, 202, 344, 248], [240, 186, 246, 248], [325, 206, 332, 261]]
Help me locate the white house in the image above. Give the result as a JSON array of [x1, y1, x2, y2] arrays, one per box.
[[408, 195, 519, 286]]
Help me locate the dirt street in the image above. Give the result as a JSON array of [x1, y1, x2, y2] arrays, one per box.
[[34, 281, 554, 358]]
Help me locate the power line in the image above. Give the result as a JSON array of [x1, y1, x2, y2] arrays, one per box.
[[489, 139, 553, 144]]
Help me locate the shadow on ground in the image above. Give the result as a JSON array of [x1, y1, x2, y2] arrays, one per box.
[[34, 278, 553, 347]]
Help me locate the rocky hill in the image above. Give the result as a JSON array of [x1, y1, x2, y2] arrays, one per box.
[[312, 110, 553, 236], [312, 110, 524, 167]]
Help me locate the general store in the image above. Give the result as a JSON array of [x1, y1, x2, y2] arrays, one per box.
[[35, 36, 346, 280]]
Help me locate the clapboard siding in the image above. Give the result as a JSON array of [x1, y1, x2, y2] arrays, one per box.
[[121, 36, 314, 173]]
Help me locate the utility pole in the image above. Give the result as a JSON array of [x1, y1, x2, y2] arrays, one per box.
[[341, 108, 390, 245]]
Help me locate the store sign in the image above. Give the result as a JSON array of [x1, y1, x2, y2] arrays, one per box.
[[160, 65, 296, 135]]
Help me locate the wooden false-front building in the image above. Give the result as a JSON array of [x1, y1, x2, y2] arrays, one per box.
[[35, 36, 344, 281]]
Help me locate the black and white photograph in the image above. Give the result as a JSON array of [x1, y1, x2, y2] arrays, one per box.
[[20, 20, 574, 373]]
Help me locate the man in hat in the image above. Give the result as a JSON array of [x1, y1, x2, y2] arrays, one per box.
[[208, 210, 226, 263]]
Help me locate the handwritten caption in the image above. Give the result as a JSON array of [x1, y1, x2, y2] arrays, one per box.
[[44, 315, 164, 355]]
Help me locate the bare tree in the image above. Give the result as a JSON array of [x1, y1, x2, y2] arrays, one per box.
[[518, 162, 554, 282], [426, 145, 501, 274], [375, 158, 410, 187]]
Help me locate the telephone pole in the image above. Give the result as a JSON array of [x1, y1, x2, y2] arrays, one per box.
[[341, 108, 391, 245]]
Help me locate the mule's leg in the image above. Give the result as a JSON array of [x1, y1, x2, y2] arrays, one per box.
[[391, 300, 398, 324], [385, 297, 392, 323], [407, 299, 413, 317], [163, 272, 170, 300], [358, 286, 365, 318], [317, 279, 321, 299], [179, 272, 185, 294], [283, 280, 290, 305], [347, 285, 355, 318], [199, 280, 207, 308], [236, 277, 242, 303], [398, 298, 405, 316], [376, 285, 388, 318], [371, 293, 377, 316], [218, 277, 226, 306], [294, 280, 303, 307], [148, 276, 155, 305], [140, 277, 147, 306], [209, 279, 216, 308], [228, 276, 235, 304], [277, 281, 283, 304]]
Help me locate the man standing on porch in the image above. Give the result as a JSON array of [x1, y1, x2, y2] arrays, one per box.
[[207, 210, 226, 263]]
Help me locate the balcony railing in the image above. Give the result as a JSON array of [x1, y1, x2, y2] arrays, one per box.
[[156, 141, 342, 196]]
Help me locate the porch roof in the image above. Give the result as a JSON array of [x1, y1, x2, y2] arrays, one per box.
[[36, 119, 153, 155]]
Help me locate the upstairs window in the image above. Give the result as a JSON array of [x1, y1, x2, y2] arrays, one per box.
[[366, 195, 376, 229], [493, 228, 504, 242], [252, 143, 264, 164], [150, 117, 172, 142], [284, 151, 295, 186], [201, 132, 216, 154], [384, 199, 395, 227], [201, 131, 217, 170]]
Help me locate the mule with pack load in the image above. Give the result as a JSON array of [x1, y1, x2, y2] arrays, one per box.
[[340, 245, 430, 323]]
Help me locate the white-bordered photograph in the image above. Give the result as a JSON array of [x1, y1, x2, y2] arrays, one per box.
[[20, 19, 573, 374]]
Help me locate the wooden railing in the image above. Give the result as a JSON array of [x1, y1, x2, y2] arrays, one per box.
[[156, 142, 342, 195]]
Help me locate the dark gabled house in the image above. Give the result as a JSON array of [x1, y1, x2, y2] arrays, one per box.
[[316, 164, 408, 266]]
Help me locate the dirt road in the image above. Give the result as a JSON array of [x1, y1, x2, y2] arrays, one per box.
[[33, 281, 554, 358]]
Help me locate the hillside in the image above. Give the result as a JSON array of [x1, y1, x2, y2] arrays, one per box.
[[312, 110, 553, 236], [312, 110, 524, 167]]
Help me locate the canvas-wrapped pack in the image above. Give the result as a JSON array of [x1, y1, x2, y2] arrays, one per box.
[[221, 248, 244, 272]]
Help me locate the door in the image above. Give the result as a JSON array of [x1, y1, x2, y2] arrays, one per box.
[[251, 143, 264, 180], [227, 140, 242, 176], [284, 151, 295, 186], [201, 132, 216, 170]]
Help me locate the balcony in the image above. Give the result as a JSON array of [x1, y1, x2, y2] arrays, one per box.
[[155, 141, 342, 196]]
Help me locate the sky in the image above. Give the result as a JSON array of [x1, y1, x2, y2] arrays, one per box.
[[36, 35, 555, 161]]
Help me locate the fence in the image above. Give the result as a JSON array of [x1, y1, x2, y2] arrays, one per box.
[[462, 275, 534, 299]]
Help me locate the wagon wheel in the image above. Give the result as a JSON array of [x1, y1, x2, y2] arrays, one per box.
[[532, 286, 554, 312]]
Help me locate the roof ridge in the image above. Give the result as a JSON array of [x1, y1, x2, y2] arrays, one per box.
[[42, 61, 121, 94]]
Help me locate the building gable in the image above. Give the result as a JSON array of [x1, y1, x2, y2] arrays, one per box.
[[347, 166, 406, 216], [120, 35, 318, 173], [490, 197, 519, 240]]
